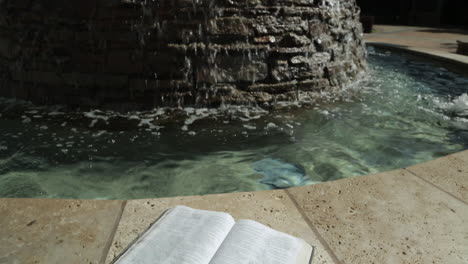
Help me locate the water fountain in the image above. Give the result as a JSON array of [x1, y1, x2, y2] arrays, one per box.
[[0, 0, 367, 108]]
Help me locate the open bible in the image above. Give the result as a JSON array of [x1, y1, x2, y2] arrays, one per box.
[[113, 206, 314, 264]]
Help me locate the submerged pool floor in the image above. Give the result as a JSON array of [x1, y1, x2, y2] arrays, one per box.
[[1, 48, 468, 199]]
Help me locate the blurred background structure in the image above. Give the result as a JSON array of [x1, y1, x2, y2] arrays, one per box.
[[357, 0, 468, 28]]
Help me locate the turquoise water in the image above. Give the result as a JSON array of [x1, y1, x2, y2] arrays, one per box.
[[1, 47, 468, 199]]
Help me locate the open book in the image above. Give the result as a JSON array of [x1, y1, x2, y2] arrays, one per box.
[[113, 206, 314, 264]]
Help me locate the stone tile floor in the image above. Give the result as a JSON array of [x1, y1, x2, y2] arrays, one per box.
[[1, 150, 467, 264], [366, 25, 468, 54], [288, 169, 468, 264], [0, 199, 125, 264], [366, 25, 468, 73], [104, 191, 336, 264]]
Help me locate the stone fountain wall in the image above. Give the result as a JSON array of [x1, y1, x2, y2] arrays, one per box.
[[0, 0, 367, 108]]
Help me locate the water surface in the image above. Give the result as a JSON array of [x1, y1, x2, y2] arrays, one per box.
[[1, 47, 468, 199]]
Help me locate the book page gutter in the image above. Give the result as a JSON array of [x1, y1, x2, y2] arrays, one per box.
[[209, 220, 306, 264], [115, 206, 236, 264]]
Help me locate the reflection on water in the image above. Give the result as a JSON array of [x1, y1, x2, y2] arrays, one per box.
[[1, 47, 468, 199]]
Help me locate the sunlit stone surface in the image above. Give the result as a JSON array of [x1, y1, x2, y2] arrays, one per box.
[[0, 0, 366, 108]]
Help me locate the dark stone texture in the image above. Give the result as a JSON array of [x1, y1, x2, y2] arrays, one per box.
[[0, 0, 367, 108]]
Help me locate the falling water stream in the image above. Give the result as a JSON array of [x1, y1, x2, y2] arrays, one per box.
[[1, 47, 468, 199]]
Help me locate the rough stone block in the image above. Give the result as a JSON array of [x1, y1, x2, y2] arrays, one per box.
[[10, 70, 64, 86], [95, 74, 129, 88], [0, 0, 367, 107], [208, 17, 252, 36], [197, 56, 268, 83], [72, 52, 107, 72], [297, 79, 329, 91], [145, 52, 186, 79], [0, 35, 21, 59], [106, 50, 143, 74], [309, 21, 328, 36], [254, 16, 308, 35], [278, 33, 311, 47], [271, 60, 292, 83], [247, 81, 298, 94]]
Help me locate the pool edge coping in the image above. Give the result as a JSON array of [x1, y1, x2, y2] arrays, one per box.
[[365, 41, 468, 75], [1, 149, 468, 264]]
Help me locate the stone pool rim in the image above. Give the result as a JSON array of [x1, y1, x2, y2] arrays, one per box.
[[1, 149, 468, 264], [366, 42, 468, 76]]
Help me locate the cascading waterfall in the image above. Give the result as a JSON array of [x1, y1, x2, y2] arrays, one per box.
[[0, 0, 367, 109]]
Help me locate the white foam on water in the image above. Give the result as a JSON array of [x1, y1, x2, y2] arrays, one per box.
[[264, 123, 277, 130], [84, 110, 110, 121], [48, 111, 65, 116], [437, 93, 468, 117], [89, 119, 98, 128], [243, 124, 256, 130], [92, 131, 107, 137], [138, 118, 163, 131]]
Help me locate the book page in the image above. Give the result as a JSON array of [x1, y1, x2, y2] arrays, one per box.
[[114, 206, 236, 264], [209, 220, 313, 264]]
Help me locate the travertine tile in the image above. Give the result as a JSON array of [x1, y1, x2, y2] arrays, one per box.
[[0, 198, 124, 264], [287, 170, 468, 264], [406, 151, 468, 203], [105, 190, 336, 264], [450, 150, 468, 164]]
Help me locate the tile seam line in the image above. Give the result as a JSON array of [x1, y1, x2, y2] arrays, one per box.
[[404, 168, 468, 206], [284, 189, 343, 264], [100, 200, 128, 264]]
